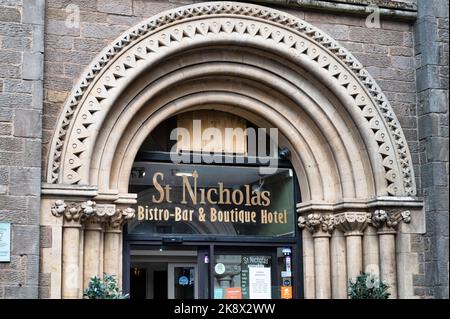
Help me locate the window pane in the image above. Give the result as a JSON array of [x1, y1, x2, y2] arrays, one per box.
[[128, 162, 295, 237]]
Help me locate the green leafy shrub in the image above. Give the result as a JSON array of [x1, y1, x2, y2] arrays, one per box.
[[348, 272, 390, 299], [84, 273, 129, 299]]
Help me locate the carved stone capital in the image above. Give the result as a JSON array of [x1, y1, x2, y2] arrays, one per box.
[[51, 200, 97, 225], [107, 207, 136, 230], [334, 212, 371, 236], [298, 213, 335, 237], [370, 209, 411, 234]]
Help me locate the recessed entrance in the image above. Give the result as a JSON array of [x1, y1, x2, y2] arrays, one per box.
[[124, 111, 301, 299]]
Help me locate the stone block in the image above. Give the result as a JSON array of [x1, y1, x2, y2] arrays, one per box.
[[39, 273, 51, 287], [3, 79, 32, 94], [32, 80, 43, 109], [26, 196, 40, 224], [0, 65, 21, 78], [38, 285, 50, 298], [23, 52, 43, 80], [418, 89, 448, 114], [0, 270, 26, 285], [39, 226, 52, 248], [46, 20, 79, 36], [11, 224, 39, 255], [0, 22, 32, 37], [97, 0, 132, 15], [416, 65, 443, 92], [391, 56, 414, 70], [22, 0, 45, 25], [0, 105, 13, 122], [81, 22, 127, 39], [32, 24, 44, 53], [73, 37, 108, 52], [0, 36, 30, 51], [418, 0, 449, 18], [0, 136, 23, 152], [47, 0, 97, 10], [0, 210, 28, 224], [23, 139, 42, 168], [355, 53, 391, 68], [45, 35, 74, 50], [0, 152, 23, 165], [133, 0, 178, 17], [421, 162, 449, 187], [4, 285, 38, 299], [389, 46, 413, 57], [0, 7, 20, 22], [9, 167, 40, 196], [348, 28, 404, 46], [0, 123, 12, 135], [381, 68, 415, 82], [0, 166, 8, 184], [0, 93, 32, 108], [0, 51, 21, 65], [13, 109, 41, 138], [418, 113, 440, 139], [25, 254, 39, 285], [426, 137, 449, 162]]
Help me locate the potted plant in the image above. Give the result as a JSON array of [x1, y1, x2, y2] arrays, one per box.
[[84, 273, 129, 299], [348, 272, 390, 299]]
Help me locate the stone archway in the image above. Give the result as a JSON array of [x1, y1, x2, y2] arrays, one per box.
[[41, 1, 423, 299]]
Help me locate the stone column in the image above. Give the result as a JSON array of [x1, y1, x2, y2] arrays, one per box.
[[51, 200, 95, 299], [371, 210, 411, 299], [103, 207, 135, 284], [363, 225, 380, 275], [330, 229, 347, 299], [334, 212, 370, 283], [299, 213, 334, 299], [83, 216, 103, 290]]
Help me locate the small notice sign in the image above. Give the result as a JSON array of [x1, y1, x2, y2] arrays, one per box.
[[0, 222, 11, 262], [281, 286, 292, 299], [225, 288, 242, 299]]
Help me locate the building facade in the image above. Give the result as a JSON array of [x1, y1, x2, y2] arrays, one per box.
[[0, 0, 448, 299]]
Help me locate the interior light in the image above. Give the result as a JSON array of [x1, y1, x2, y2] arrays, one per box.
[[175, 172, 193, 177]]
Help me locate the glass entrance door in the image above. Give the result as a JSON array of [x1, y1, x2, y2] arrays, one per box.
[[168, 263, 198, 299]]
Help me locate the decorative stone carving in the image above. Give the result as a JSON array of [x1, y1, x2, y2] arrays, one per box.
[[370, 209, 411, 233], [51, 200, 96, 223], [46, 2, 416, 198], [108, 207, 136, 229], [298, 213, 335, 236], [334, 212, 371, 235]]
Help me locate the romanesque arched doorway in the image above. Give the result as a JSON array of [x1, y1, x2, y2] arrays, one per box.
[[41, 2, 423, 299]]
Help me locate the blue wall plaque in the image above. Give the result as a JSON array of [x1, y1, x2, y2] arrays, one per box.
[[0, 222, 11, 262]]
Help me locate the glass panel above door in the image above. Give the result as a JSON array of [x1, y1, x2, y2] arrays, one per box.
[[128, 162, 295, 238]]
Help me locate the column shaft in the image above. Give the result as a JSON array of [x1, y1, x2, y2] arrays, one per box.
[[379, 232, 397, 298], [62, 225, 81, 299], [346, 234, 363, 281], [331, 229, 347, 298], [83, 224, 103, 289], [302, 229, 315, 299], [313, 235, 331, 299], [104, 230, 121, 279]]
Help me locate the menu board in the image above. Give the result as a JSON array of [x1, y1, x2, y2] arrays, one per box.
[[241, 255, 271, 299], [249, 267, 271, 299]]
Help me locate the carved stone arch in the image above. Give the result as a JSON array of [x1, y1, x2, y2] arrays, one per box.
[[42, 1, 425, 300], [46, 1, 416, 201]]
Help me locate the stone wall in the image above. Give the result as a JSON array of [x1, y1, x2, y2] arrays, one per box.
[[0, 0, 44, 298], [415, 0, 449, 299], [41, 0, 421, 194]]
